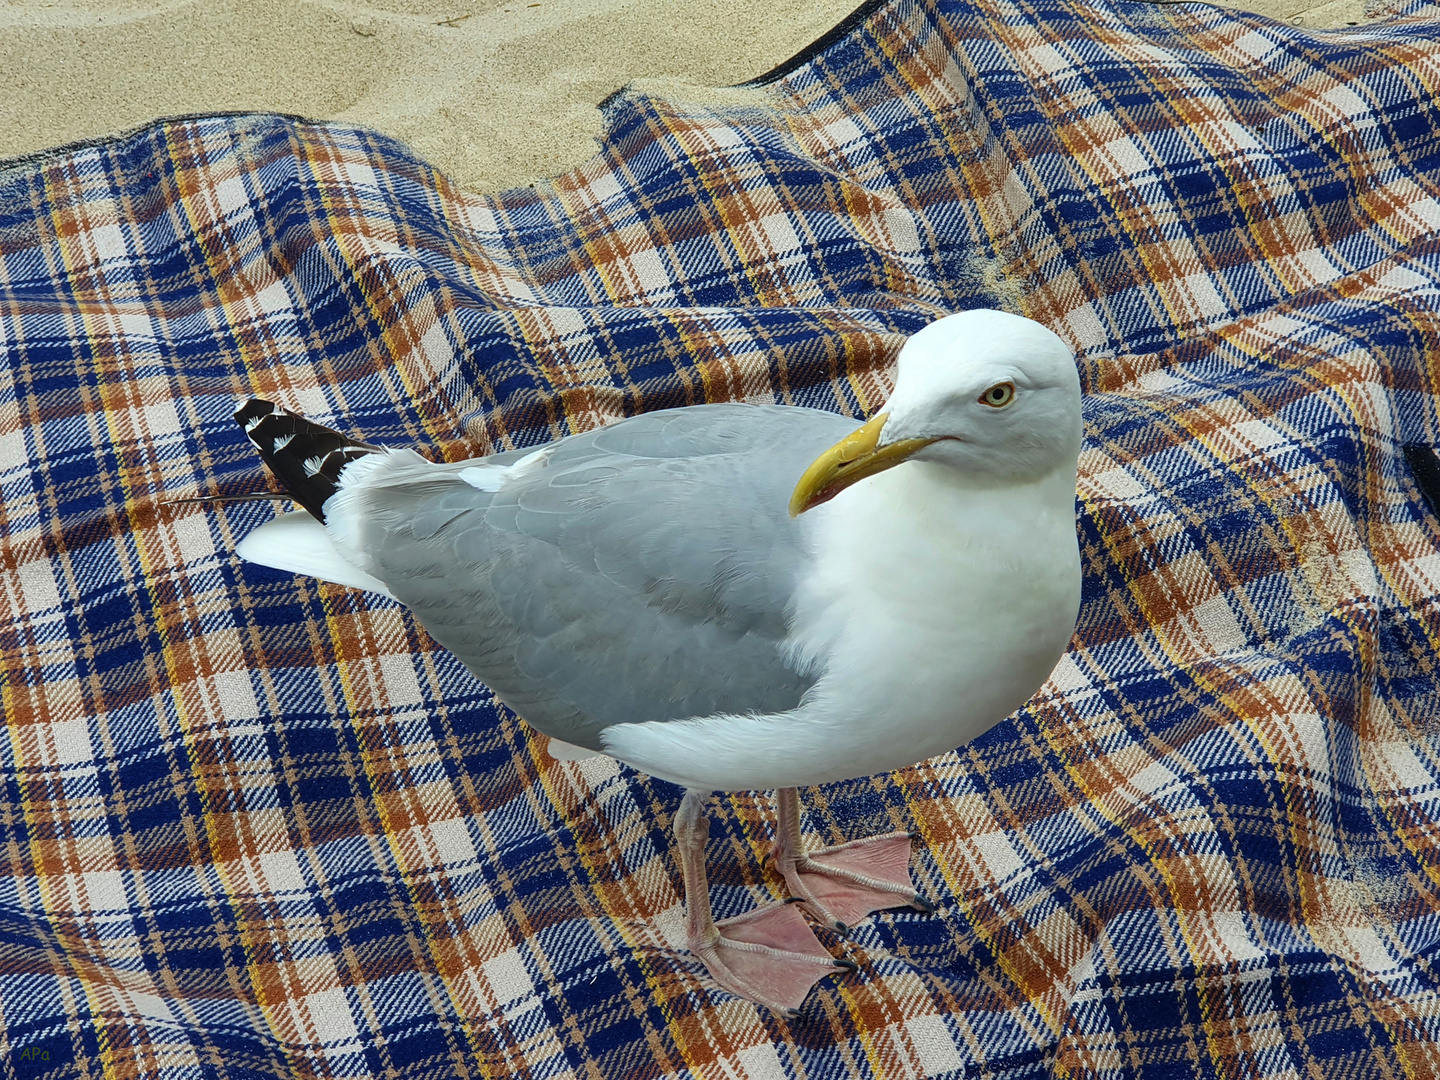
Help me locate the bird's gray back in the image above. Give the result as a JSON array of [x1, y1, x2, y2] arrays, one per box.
[[351, 404, 861, 750]]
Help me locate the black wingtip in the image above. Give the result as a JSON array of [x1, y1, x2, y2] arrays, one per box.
[[234, 398, 380, 522], [235, 398, 275, 430]]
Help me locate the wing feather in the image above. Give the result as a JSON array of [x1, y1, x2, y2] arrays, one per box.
[[343, 404, 858, 750]]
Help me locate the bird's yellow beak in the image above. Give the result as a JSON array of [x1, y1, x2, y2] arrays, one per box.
[[788, 413, 937, 517]]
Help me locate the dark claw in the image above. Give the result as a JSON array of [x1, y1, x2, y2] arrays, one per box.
[[833, 921, 849, 935], [783, 1007, 802, 1021], [833, 958, 860, 974], [912, 893, 936, 915], [784, 896, 805, 904]]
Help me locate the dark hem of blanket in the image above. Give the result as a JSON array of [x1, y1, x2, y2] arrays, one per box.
[[0, 109, 315, 176]]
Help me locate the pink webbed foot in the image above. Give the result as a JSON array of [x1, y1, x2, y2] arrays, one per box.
[[773, 789, 934, 933], [691, 902, 855, 1015], [674, 789, 854, 1014]]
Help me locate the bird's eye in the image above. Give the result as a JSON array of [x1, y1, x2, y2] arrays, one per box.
[[979, 382, 1015, 408]]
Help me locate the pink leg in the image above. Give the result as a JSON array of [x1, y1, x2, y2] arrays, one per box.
[[674, 790, 854, 1015], [772, 787, 934, 934]]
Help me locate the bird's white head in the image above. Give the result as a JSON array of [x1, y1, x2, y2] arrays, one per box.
[[789, 310, 1082, 515], [882, 308, 1082, 483]]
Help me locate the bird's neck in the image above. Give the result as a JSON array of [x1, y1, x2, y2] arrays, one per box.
[[794, 456, 1079, 636], [840, 458, 1078, 545]]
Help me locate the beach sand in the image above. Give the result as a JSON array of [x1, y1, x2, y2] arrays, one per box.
[[1, 0, 1370, 193]]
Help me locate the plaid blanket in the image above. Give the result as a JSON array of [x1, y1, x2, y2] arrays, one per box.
[[4, 0, 1440, 1074]]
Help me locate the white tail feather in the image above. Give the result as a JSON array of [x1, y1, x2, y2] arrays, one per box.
[[236, 513, 396, 600]]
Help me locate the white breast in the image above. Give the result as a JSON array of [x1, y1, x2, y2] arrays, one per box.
[[778, 460, 1079, 783]]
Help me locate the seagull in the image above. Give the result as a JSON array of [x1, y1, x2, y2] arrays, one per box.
[[223, 309, 1083, 1015]]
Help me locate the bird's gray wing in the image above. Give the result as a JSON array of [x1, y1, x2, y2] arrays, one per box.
[[351, 404, 861, 750]]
